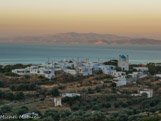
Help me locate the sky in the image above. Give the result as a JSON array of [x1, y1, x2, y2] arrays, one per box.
[[0, 0, 161, 39]]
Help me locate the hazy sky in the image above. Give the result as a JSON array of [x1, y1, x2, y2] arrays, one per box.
[[0, 0, 161, 39]]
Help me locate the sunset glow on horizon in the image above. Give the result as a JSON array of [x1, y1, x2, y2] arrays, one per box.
[[0, 0, 161, 39]]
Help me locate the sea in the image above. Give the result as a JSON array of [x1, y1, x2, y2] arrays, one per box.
[[0, 43, 161, 65]]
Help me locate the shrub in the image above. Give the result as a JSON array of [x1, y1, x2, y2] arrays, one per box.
[[88, 88, 94, 94], [71, 103, 80, 110], [104, 102, 111, 108], [44, 109, 59, 121], [0, 81, 5, 87], [51, 88, 60, 97], [15, 92, 25, 100], [5, 72, 18, 77], [1, 106, 12, 113], [59, 110, 71, 118], [17, 106, 28, 115], [143, 115, 160, 121], [114, 102, 120, 108], [5, 92, 15, 101]]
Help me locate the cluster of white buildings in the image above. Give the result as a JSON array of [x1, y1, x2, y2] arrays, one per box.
[[129, 67, 149, 79], [11, 59, 115, 79], [12, 55, 131, 86], [12, 55, 152, 87], [12, 64, 55, 80], [12, 59, 95, 79]]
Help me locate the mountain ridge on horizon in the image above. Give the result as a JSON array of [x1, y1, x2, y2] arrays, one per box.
[[0, 32, 161, 45]]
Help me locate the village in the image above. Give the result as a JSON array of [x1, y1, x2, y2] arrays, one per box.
[[12, 55, 155, 86], [0, 55, 161, 121]]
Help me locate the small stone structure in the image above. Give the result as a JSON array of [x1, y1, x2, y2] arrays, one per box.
[[131, 89, 153, 98], [140, 89, 153, 98], [54, 97, 62, 107]]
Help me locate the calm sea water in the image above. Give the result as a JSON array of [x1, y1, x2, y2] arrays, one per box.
[[0, 43, 161, 65]]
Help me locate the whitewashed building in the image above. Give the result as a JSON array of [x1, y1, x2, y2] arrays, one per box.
[[113, 77, 127, 86], [134, 67, 148, 72], [61, 93, 80, 97], [12, 65, 55, 79], [76, 66, 93, 76], [64, 69, 78, 75], [118, 55, 129, 71], [12, 69, 29, 75], [155, 74, 161, 78], [155, 63, 161, 67], [112, 71, 126, 78], [98, 65, 115, 75], [128, 72, 148, 78], [20, 112, 39, 119]]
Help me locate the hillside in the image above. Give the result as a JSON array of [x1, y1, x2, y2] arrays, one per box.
[[1, 32, 161, 45]]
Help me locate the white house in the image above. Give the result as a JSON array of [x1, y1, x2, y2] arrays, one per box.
[[82, 62, 102, 71], [64, 69, 78, 75], [113, 77, 127, 86], [98, 65, 115, 75], [12, 65, 55, 79], [12, 69, 29, 75], [43, 67, 55, 79], [134, 67, 148, 72], [155, 63, 161, 67], [61, 93, 80, 97], [118, 55, 129, 71], [20, 112, 39, 119], [138, 74, 148, 79], [155, 74, 161, 78], [128, 72, 138, 78], [112, 71, 126, 78], [128, 72, 148, 78], [76, 66, 93, 76]]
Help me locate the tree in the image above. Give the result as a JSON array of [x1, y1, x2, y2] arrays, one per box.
[[15, 92, 25, 100], [51, 88, 60, 97], [1, 106, 12, 113], [72, 103, 80, 110], [44, 109, 59, 121], [147, 63, 161, 75], [17, 106, 28, 115], [10, 85, 16, 91], [88, 88, 94, 94], [24, 75, 31, 79], [85, 111, 106, 121], [104, 60, 118, 66], [0, 90, 5, 99], [5, 72, 18, 77], [111, 83, 116, 87], [104, 102, 111, 108], [114, 102, 120, 108], [59, 110, 71, 118], [116, 114, 128, 121], [92, 104, 102, 110], [143, 115, 160, 121], [121, 102, 128, 108], [0, 81, 5, 87], [41, 116, 53, 121], [5, 92, 15, 101]]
